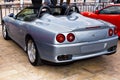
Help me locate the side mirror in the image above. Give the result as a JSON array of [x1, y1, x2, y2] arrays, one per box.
[[95, 10, 99, 14], [8, 13, 14, 17]]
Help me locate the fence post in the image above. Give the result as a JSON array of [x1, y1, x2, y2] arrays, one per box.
[[0, 5, 2, 25]]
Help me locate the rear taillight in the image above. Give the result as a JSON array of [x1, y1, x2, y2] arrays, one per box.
[[56, 33, 75, 43], [114, 28, 117, 35], [56, 34, 65, 43], [67, 33, 75, 42], [108, 28, 113, 36]]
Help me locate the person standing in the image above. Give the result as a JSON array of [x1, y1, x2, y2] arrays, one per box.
[[51, 0, 57, 5], [4, 0, 9, 2], [47, 0, 70, 6], [114, 0, 120, 3], [31, 0, 42, 7], [60, 0, 70, 5], [94, 0, 101, 10], [44, 0, 51, 4]]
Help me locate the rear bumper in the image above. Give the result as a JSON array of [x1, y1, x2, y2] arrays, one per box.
[[38, 36, 118, 63]]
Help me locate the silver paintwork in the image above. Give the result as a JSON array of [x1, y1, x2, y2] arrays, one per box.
[[3, 8, 118, 63]]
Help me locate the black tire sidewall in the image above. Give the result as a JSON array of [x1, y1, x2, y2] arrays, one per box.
[[2, 23, 10, 40], [26, 38, 42, 66]]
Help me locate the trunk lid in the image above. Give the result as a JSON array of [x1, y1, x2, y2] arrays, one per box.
[[39, 13, 110, 42]]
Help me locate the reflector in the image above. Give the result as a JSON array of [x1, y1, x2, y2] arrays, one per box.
[[108, 28, 113, 36], [67, 33, 75, 42]]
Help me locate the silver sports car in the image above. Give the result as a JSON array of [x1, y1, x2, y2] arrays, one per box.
[[2, 5, 118, 66]]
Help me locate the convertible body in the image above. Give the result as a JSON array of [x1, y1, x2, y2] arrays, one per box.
[[2, 5, 118, 65]]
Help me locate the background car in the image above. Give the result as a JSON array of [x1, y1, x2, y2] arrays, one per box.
[[2, 4, 118, 66], [81, 4, 120, 38]]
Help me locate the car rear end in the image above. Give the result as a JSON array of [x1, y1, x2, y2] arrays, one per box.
[[37, 13, 118, 63], [40, 25, 118, 63]]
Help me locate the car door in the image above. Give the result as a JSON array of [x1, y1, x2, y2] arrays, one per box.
[[10, 8, 36, 46], [4, 15, 17, 39], [12, 18, 26, 46]]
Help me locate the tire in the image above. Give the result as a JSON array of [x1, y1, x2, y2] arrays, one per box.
[[2, 23, 10, 40], [26, 38, 42, 66]]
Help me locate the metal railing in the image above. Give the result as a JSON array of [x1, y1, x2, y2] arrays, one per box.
[[0, 3, 31, 24], [0, 2, 111, 24]]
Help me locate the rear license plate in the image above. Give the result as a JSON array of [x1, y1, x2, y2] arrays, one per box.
[[81, 43, 106, 53]]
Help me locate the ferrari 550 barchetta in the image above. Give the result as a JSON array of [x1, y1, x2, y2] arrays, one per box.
[[2, 5, 118, 66]]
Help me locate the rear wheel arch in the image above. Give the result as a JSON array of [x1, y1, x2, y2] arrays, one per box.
[[25, 34, 33, 43], [25, 34, 42, 66], [25, 34, 34, 50]]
